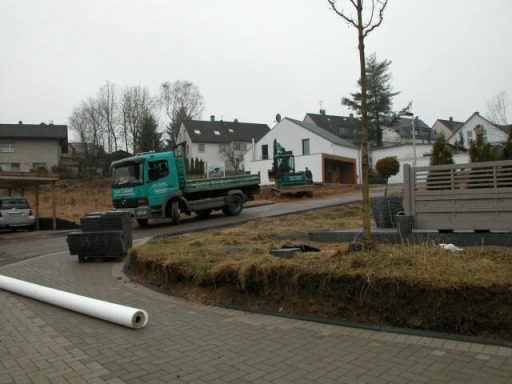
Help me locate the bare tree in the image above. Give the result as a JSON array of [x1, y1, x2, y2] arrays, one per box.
[[220, 143, 246, 174], [327, 0, 389, 249], [160, 80, 205, 147], [121, 85, 157, 154], [97, 81, 120, 153], [486, 90, 509, 126], [68, 98, 104, 175]]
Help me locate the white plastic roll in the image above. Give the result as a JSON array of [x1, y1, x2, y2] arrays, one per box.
[[0, 275, 148, 329]]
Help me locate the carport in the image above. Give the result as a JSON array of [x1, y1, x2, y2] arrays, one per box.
[[0, 171, 59, 230], [322, 154, 357, 184]]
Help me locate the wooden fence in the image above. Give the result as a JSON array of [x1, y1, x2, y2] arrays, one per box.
[[402, 160, 512, 231]]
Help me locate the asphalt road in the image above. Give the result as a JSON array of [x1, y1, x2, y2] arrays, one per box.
[[0, 188, 373, 267]]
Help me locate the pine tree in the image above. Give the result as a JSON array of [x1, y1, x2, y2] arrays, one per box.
[[430, 135, 454, 166], [468, 125, 495, 162], [342, 53, 410, 147], [166, 106, 189, 149], [138, 111, 162, 153]]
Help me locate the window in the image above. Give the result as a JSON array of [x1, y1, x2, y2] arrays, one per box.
[[194, 129, 201, 135], [0, 143, 15, 153], [148, 160, 169, 182], [232, 142, 247, 151], [214, 130, 220, 135], [302, 139, 310, 155], [0, 162, 19, 171], [467, 131, 473, 141], [262, 144, 269, 160], [219, 144, 227, 152], [198, 143, 205, 153]]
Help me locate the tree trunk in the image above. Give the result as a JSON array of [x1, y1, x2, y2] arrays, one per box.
[[357, 0, 374, 248]]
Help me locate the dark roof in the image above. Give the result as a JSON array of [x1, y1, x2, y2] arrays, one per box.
[[498, 124, 512, 135], [305, 113, 361, 136], [436, 118, 464, 133], [395, 117, 433, 140], [182, 120, 270, 144], [286, 118, 358, 149], [0, 123, 68, 152]]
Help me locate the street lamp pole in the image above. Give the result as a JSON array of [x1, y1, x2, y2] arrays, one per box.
[[412, 113, 416, 167], [405, 111, 417, 167]]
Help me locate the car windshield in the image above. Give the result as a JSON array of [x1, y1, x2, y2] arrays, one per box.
[[111, 162, 144, 187], [0, 198, 29, 209]]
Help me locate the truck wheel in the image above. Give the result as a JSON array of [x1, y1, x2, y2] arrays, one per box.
[[137, 219, 149, 226], [222, 195, 243, 216], [171, 200, 180, 225]]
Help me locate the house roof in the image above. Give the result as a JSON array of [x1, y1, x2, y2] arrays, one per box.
[[182, 120, 270, 144], [395, 117, 433, 139], [435, 118, 464, 133], [285, 118, 359, 149], [498, 124, 512, 135], [0, 123, 68, 152], [304, 112, 361, 136], [448, 112, 505, 139]]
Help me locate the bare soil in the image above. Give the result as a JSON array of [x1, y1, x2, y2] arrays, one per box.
[[129, 262, 512, 341]]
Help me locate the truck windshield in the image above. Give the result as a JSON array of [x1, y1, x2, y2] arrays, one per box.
[[111, 162, 144, 187]]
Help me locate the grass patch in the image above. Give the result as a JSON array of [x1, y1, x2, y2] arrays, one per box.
[[130, 204, 512, 288]]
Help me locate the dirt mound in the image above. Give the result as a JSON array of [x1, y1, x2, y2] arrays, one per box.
[[129, 255, 512, 342]]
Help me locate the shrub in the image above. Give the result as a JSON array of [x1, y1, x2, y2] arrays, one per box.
[[375, 157, 400, 196]]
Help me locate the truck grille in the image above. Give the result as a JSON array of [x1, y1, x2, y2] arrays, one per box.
[[113, 198, 139, 209]]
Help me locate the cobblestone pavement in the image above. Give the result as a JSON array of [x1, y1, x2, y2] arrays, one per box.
[[1, 248, 512, 383]]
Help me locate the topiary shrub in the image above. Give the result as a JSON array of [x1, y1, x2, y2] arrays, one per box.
[[375, 157, 400, 196]]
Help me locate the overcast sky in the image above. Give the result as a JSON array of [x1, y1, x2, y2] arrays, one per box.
[[1, 0, 511, 134]]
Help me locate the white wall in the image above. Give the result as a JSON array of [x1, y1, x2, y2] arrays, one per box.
[[177, 124, 253, 173], [244, 118, 360, 184]]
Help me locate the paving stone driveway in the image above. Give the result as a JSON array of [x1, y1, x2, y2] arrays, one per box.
[[1, 249, 512, 384]]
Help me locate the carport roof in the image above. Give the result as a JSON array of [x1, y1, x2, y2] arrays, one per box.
[[0, 172, 59, 190]]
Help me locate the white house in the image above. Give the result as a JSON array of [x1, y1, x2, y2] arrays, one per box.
[[447, 112, 508, 147], [176, 118, 270, 173], [244, 118, 360, 185]]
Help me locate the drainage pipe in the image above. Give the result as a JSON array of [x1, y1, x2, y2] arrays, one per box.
[[0, 275, 148, 329]]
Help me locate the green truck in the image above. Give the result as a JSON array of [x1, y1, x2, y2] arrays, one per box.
[[110, 146, 260, 226]]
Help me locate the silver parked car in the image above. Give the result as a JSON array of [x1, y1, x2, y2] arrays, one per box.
[[0, 197, 36, 231]]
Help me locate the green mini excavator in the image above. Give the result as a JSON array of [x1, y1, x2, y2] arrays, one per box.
[[270, 139, 314, 197]]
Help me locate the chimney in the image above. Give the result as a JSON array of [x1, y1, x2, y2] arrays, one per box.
[[18, 121, 23, 125], [210, 115, 215, 121], [449, 116, 453, 123], [319, 109, 326, 115], [349, 113, 354, 119]]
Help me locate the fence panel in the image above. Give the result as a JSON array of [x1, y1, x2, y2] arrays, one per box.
[[403, 160, 512, 231]]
